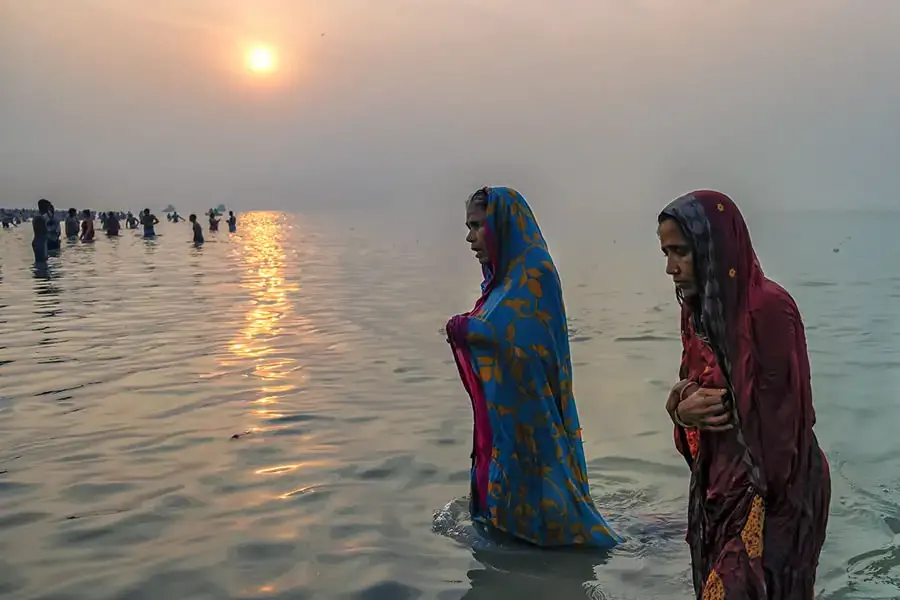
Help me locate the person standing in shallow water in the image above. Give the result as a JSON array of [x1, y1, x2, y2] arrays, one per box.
[[445, 186, 621, 548], [32, 199, 51, 262], [658, 190, 830, 599], [46, 201, 61, 253], [106, 211, 121, 236], [80, 209, 95, 242], [189, 214, 204, 244], [227, 211, 237, 233], [208, 209, 220, 232], [65, 208, 79, 240], [140, 208, 159, 237]]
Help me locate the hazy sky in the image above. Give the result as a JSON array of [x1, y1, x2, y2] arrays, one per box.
[[2, 0, 899, 213]]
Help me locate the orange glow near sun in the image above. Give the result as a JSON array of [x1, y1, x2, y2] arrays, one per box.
[[246, 46, 276, 74]]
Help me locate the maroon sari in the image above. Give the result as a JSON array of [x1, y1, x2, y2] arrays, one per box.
[[661, 191, 830, 600]]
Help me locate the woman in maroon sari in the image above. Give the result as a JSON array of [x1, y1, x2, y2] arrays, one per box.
[[657, 190, 830, 600]]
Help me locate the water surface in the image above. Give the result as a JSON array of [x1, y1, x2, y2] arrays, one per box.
[[1, 209, 898, 599]]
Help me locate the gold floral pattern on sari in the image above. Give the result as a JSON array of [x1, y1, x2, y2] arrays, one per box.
[[740, 495, 765, 559]]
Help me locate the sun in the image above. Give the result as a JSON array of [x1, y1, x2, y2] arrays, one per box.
[[246, 46, 276, 73]]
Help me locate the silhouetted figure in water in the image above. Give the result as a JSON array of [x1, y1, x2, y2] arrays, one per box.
[[106, 211, 121, 236], [33, 199, 51, 263], [190, 214, 204, 244], [208, 209, 220, 232], [228, 211, 237, 233], [80, 209, 95, 242], [65, 208, 79, 240], [125, 212, 138, 229], [46, 201, 61, 253], [140, 208, 159, 237]]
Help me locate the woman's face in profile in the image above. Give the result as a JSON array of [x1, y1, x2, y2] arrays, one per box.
[[658, 218, 697, 298], [465, 202, 490, 265]]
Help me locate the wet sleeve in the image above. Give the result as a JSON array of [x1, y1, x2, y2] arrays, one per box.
[[671, 353, 688, 458], [751, 297, 802, 495], [670, 312, 694, 466]]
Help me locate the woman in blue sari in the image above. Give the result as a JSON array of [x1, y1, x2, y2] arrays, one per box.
[[446, 186, 621, 548]]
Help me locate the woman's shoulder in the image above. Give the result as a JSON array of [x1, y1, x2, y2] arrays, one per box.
[[749, 278, 802, 324]]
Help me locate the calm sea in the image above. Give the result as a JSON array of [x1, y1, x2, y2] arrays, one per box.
[[1, 207, 898, 599]]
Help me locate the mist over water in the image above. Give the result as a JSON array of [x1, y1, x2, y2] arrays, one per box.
[[2, 0, 900, 212]]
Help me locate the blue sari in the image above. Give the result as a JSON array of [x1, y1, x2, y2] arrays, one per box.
[[446, 187, 621, 548]]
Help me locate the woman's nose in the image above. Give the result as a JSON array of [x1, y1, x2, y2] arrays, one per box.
[[665, 258, 679, 276]]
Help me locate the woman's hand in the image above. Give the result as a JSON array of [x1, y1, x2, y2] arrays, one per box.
[[444, 318, 460, 344], [666, 379, 694, 417], [676, 388, 732, 432]]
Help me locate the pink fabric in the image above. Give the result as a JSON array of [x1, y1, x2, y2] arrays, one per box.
[[447, 304, 493, 509], [453, 343, 491, 508], [447, 215, 499, 511]]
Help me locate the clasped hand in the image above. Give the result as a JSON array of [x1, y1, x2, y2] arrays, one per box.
[[668, 380, 733, 432]]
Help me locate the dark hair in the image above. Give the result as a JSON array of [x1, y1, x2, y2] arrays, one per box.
[[189, 214, 197, 222], [467, 187, 489, 210], [68, 208, 77, 216], [82, 209, 91, 217], [38, 199, 52, 213], [143, 208, 150, 214]]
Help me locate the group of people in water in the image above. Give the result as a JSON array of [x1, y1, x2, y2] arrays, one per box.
[[446, 187, 830, 600], [14, 187, 827, 597], [186, 208, 237, 244], [20, 199, 238, 262]]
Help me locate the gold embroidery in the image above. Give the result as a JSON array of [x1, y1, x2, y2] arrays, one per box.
[[717, 203, 725, 212], [728, 268, 736, 278], [741, 495, 765, 559], [702, 569, 725, 600]]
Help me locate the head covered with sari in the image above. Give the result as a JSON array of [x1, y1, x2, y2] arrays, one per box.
[[659, 191, 766, 487], [659, 190, 829, 598], [446, 186, 620, 548]]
